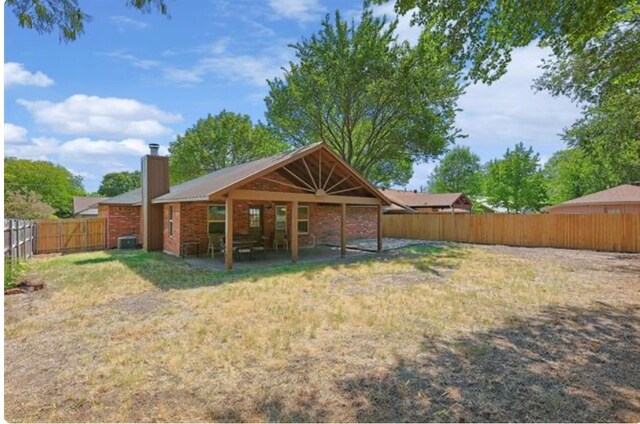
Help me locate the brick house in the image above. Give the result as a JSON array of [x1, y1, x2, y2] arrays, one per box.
[[543, 183, 640, 214], [98, 143, 390, 270], [381, 189, 473, 214]]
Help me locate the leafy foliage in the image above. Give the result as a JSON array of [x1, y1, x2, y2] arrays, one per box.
[[168, 111, 288, 183], [427, 146, 483, 195], [390, 0, 637, 84], [4, 191, 56, 220], [4, 260, 26, 290], [265, 9, 463, 186], [6, 0, 168, 42], [97, 171, 141, 197], [4, 158, 85, 217], [542, 146, 635, 204], [484, 143, 547, 213]]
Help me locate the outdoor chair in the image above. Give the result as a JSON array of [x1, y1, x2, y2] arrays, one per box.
[[207, 233, 223, 258], [273, 230, 289, 252], [250, 234, 266, 258]]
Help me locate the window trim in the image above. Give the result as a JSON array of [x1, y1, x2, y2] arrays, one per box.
[[168, 205, 174, 238], [275, 204, 287, 232], [298, 205, 309, 235], [207, 204, 226, 234], [249, 206, 262, 229]]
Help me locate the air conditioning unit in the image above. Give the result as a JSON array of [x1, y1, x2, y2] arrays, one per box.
[[117, 235, 137, 249]]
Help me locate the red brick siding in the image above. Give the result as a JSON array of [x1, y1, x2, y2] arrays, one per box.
[[159, 173, 378, 254], [312, 204, 377, 244], [99, 205, 142, 248], [163, 203, 181, 256]]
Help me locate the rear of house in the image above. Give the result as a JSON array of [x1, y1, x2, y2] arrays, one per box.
[[544, 183, 640, 214], [98, 143, 389, 269]]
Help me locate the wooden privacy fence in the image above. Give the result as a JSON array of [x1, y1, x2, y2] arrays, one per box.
[[382, 213, 640, 253], [4, 219, 37, 260], [36, 217, 106, 254]]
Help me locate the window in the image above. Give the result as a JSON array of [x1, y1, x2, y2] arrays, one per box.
[[208, 205, 226, 234], [298, 205, 309, 234], [275, 205, 287, 232], [606, 208, 622, 214], [168, 206, 174, 237], [249, 207, 262, 229]]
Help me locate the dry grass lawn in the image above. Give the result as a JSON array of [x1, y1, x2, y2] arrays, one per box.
[[5, 244, 640, 422]]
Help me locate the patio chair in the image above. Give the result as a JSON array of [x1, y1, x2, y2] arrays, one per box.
[[250, 234, 266, 258], [273, 230, 288, 252], [207, 233, 223, 258]]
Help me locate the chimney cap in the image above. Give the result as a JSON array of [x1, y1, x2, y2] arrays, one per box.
[[149, 143, 160, 155]]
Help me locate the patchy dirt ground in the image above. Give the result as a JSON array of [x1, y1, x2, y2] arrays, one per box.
[[4, 245, 640, 422]]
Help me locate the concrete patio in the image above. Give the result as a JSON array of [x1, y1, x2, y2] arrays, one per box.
[[184, 245, 372, 271]]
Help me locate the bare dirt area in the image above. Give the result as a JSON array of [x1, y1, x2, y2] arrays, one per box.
[[4, 245, 640, 422]]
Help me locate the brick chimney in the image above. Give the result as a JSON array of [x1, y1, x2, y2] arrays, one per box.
[[141, 143, 169, 251]]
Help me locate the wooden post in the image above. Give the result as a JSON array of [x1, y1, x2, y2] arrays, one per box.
[[341, 203, 346, 258], [377, 203, 383, 253], [225, 197, 234, 271], [291, 201, 299, 262]]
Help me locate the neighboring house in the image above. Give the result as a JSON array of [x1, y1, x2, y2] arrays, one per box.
[[474, 197, 509, 214], [543, 183, 640, 214], [73, 196, 107, 217], [380, 189, 473, 214], [98, 143, 390, 270]]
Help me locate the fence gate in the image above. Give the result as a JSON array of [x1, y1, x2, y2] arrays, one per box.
[[4, 219, 37, 260], [36, 217, 106, 254]]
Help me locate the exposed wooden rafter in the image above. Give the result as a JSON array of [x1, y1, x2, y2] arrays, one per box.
[[260, 176, 315, 193]]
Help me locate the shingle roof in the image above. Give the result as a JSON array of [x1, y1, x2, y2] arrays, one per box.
[[98, 143, 390, 206], [73, 196, 107, 213], [547, 184, 640, 208], [153, 143, 327, 203], [99, 188, 142, 206], [381, 189, 465, 208]]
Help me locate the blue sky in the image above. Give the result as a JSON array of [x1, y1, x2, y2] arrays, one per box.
[[4, 0, 580, 193]]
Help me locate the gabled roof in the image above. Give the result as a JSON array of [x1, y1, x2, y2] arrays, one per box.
[[546, 184, 640, 210], [73, 196, 107, 214], [152, 143, 390, 204], [99, 188, 142, 206], [381, 189, 468, 208]]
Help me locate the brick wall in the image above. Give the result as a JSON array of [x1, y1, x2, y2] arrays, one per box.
[[99, 205, 142, 248], [159, 172, 379, 255], [312, 204, 377, 244]]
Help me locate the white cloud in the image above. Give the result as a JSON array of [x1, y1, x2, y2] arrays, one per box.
[[456, 45, 580, 152], [164, 43, 291, 87], [4, 137, 60, 161], [17, 94, 182, 138], [4, 123, 28, 144], [5, 62, 54, 87], [104, 50, 160, 69], [110, 15, 149, 31], [268, 0, 324, 22], [59, 137, 155, 160]]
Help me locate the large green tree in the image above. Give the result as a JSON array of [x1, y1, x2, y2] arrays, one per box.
[[265, 9, 463, 186], [4, 158, 85, 217], [389, 0, 638, 84], [543, 148, 604, 204], [388, 0, 640, 182], [484, 143, 547, 213], [7, 0, 168, 42], [427, 146, 483, 195], [97, 171, 141, 197], [168, 111, 288, 183]]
